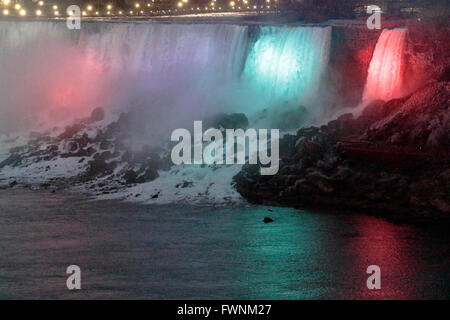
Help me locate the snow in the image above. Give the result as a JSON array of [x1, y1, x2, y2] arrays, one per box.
[[0, 123, 246, 205], [98, 163, 244, 205]]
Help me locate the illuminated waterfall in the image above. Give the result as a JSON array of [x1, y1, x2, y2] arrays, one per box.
[[0, 21, 333, 134], [243, 26, 332, 107], [0, 21, 249, 132], [362, 28, 407, 102]]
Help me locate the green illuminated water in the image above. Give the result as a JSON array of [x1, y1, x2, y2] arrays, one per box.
[[243, 26, 331, 107]]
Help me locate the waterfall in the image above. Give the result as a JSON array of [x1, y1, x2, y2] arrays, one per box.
[[0, 21, 333, 136], [243, 26, 332, 108], [362, 28, 407, 102], [0, 21, 249, 133]]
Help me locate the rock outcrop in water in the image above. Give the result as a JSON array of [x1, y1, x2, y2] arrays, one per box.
[[234, 80, 450, 221]]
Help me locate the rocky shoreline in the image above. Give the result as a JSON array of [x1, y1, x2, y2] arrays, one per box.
[[234, 80, 450, 223]]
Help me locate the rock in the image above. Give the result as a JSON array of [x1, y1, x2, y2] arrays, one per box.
[[123, 170, 138, 184], [46, 145, 59, 152], [361, 100, 385, 119], [294, 179, 316, 194], [426, 127, 448, 149], [58, 123, 84, 140], [327, 113, 354, 136], [67, 141, 79, 152], [207, 113, 249, 129], [430, 199, 450, 213], [363, 82, 450, 150], [86, 159, 114, 178], [389, 132, 405, 145], [152, 192, 160, 199], [86, 147, 97, 156], [0, 153, 23, 168], [94, 151, 116, 161], [90, 107, 105, 122], [136, 166, 159, 183], [331, 166, 353, 181], [297, 126, 320, 139], [263, 217, 274, 223], [99, 140, 112, 150], [76, 133, 90, 149], [361, 97, 407, 123], [295, 137, 321, 158], [176, 180, 192, 188]]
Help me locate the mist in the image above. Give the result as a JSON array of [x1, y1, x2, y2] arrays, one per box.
[[0, 21, 337, 147]]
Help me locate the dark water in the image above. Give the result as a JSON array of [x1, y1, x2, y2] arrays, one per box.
[[0, 189, 448, 299]]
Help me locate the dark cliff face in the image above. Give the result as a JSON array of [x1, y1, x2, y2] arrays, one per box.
[[327, 18, 449, 110], [328, 24, 381, 108], [403, 19, 450, 92]]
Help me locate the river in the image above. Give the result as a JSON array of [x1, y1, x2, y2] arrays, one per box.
[[0, 189, 448, 299]]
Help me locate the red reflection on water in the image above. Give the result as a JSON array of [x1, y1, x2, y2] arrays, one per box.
[[348, 215, 415, 299]]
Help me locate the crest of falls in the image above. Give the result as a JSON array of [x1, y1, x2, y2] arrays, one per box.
[[362, 28, 407, 102]]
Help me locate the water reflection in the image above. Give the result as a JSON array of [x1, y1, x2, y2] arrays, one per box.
[[0, 189, 448, 299]]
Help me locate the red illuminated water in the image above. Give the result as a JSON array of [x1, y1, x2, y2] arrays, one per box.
[[363, 28, 407, 102]]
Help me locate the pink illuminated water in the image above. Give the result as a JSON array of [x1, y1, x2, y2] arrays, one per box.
[[363, 28, 407, 102]]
